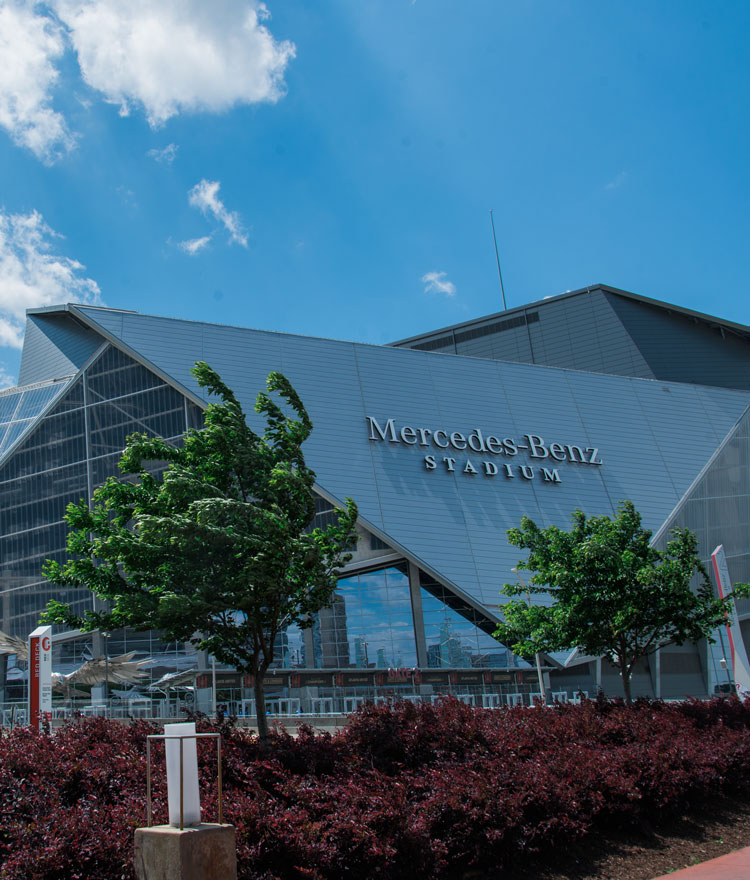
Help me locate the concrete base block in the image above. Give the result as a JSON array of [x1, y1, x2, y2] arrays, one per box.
[[134, 824, 237, 880]]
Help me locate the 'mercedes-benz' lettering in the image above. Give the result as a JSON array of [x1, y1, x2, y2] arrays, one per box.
[[367, 417, 603, 484], [367, 416, 398, 442]]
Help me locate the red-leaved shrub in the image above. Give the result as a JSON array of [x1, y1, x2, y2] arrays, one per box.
[[2, 698, 750, 878]]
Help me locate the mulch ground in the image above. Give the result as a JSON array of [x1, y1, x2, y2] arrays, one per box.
[[510, 791, 750, 880]]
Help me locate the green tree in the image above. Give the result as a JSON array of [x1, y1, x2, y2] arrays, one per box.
[[43, 363, 358, 741], [494, 501, 748, 703]]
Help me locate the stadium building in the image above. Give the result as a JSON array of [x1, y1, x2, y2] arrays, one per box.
[[1, 284, 749, 712]]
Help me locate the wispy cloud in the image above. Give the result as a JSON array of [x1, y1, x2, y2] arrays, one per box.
[[188, 179, 248, 247], [0, 1, 295, 162], [421, 270, 456, 296], [0, 366, 15, 390], [178, 235, 212, 255], [604, 170, 627, 191], [0, 209, 102, 349], [148, 143, 178, 164], [0, 1, 75, 162]]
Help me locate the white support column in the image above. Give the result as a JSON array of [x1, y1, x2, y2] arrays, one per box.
[[408, 561, 428, 668]]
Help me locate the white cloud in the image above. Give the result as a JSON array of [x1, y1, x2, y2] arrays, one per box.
[[604, 170, 627, 191], [148, 142, 178, 164], [0, 1, 75, 162], [0, 209, 102, 349], [0, 1, 294, 162], [178, 235, 211, 255], [0, 366, 15, 389], [55, 0, 296, 127], [188, 179, 248, 247], [421, 270, 456, 296]]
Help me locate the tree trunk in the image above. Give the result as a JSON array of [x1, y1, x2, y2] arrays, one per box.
[[621, 664, 633, 705], [254, 670, 270, 744]]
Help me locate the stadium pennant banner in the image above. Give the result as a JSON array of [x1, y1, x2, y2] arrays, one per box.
[[712, 545, 750, 694]]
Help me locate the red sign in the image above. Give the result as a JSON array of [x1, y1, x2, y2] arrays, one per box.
[[28, 625, 52, 731]]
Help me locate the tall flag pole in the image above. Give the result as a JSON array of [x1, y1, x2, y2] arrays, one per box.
[[490, 210, 508, 311]]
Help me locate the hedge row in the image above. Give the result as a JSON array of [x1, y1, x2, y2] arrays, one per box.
[[2, 697, 750, 879]]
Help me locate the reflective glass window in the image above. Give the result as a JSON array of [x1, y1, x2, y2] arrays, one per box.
[[0, 391, 23, 423], [271, 622, 306, 669], [49, 378, 84, 413], [313, 565, 417, 668], [86, 345, 163, 402], [421, 588, 522, 668], [13, 383, 65, 420], [187, 403, 204, 430], [0, 420, 34, 458], [88, 385, 185, 458]]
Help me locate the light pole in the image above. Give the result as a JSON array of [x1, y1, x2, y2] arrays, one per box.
[[102, 631, 110, 713], [511, 568, 548, 705]]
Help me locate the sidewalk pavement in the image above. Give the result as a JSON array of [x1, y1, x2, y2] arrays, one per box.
[[652, 844, 750, 879]]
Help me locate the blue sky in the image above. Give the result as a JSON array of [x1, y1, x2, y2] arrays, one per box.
[[1, 0, 748, 386]]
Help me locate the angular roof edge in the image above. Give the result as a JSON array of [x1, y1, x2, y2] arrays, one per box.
[[651, 399, 750, 547], [58, 304, 503, 631], [389, 283, 750, 347], [30, 300, 750, 399]]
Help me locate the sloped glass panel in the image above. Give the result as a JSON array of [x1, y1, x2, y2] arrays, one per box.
[[0, 420, 33, 457], [0, 407, 86, 483], [49, 378, 84, 413], [419, 570, 527, 668], [421, 588, 518, 668], [86, 345, 163, 402], [14, 383, 66, 420], [88, 384, 186, 457], [0, 391, 22, 423]]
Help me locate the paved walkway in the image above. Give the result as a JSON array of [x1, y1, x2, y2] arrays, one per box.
[[652, 844, 750, 879]]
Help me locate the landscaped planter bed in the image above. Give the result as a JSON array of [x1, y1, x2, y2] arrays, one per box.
[[2, 697, 750, 879]]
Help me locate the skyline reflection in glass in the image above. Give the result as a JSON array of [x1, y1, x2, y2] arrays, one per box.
[[314, 565, 417, 669]]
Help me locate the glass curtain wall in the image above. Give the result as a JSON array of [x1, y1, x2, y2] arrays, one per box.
[[0, 346, 199, 674], [421, 590, 516, 668]]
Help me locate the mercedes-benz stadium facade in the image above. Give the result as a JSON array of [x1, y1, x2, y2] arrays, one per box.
[[1, 284, 749, 713]]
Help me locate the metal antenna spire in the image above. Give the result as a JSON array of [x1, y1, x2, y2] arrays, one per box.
[[490, 209, 508, 311]]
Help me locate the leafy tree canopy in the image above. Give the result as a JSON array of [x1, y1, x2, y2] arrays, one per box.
[[494, 500, 748, 702], [43, 362, 358, 738]]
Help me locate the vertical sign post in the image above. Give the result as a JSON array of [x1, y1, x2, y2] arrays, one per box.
[[28, 625, 52, 730], [711, 545, 750, 694], [164, 722, 202, 827]]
